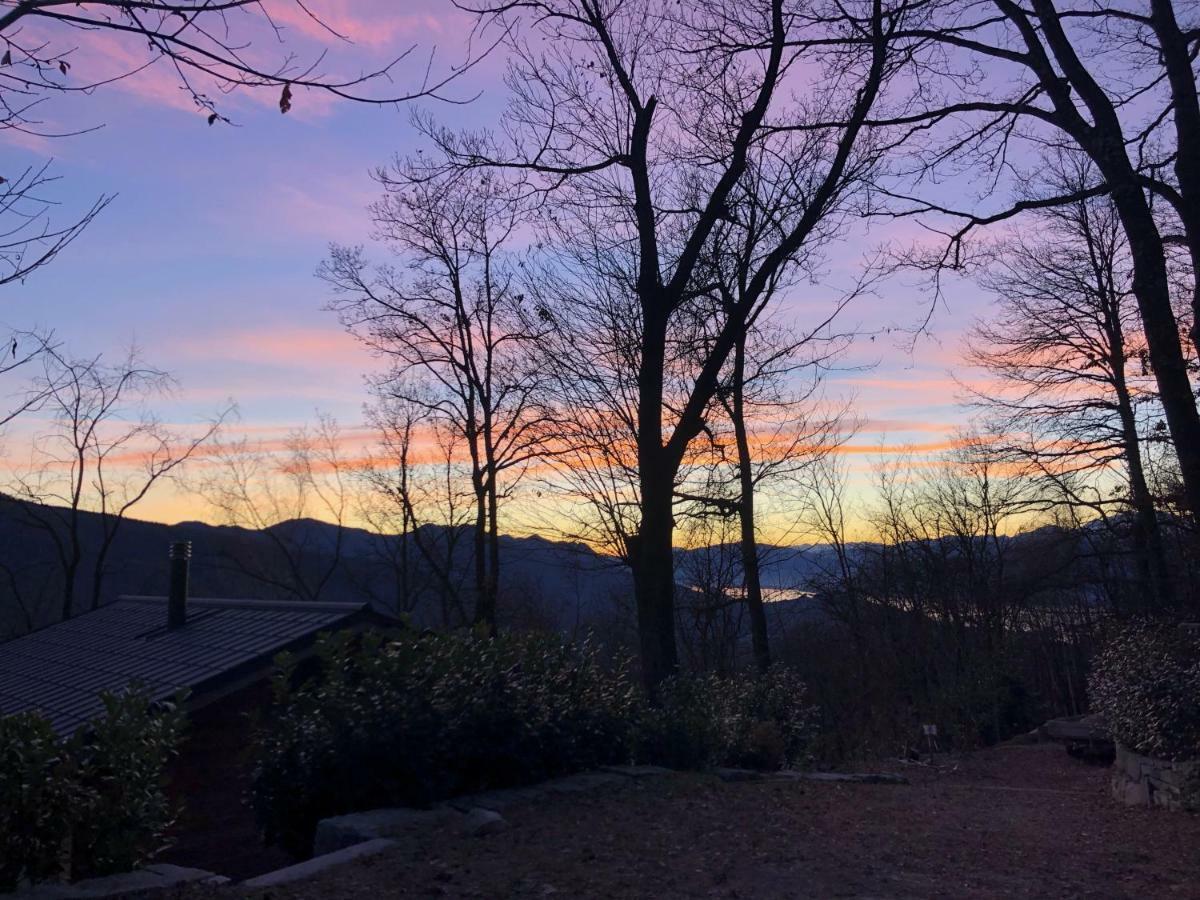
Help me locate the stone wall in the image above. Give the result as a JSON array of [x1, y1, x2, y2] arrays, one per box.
[[1111, 743, 1200, 812]]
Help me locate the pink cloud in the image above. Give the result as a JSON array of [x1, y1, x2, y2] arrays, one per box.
[[205, 175, 377, 245], [859, 417, 960, 434], [171, 325, 368, 369], [261, 1, 456, 51], [73, 30, 209, 118], [0, 128, 56, 155]]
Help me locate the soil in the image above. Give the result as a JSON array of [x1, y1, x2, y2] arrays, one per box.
[[167, 743, 1200, 899]]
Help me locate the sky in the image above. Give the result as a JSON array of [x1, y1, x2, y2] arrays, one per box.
[[0, 1, 994, 536]]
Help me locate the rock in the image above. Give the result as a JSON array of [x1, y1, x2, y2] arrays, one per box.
[[543, 771, 628, 794], [600, 764, 675, 779], [447, 786, 547, 813], [15, 864, 222, 898], [714, 767, 764, 782], [314, 807, 459, 855], [1039, 714, 1111, 745], [1112, 771, 1151, 807], [461, 807, 509, 837], [243, 838, 397, 888], [1005, 729, 1042, 746], [776, 771, 909, 785], [318, 768, 637, 850], [1111, 742, 1200, 811]]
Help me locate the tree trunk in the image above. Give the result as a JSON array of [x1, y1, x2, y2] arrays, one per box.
[[471, 468, 493, 632], [731, 336, 770, 673], [485, 473, 501, 637], [633, 307, 680, 692], [1027, 0, 1200, 522], [1112, 352, 1172, 611], [632, 471, 680, 692], [61, 523, 80, 621], [1106, 178, 1200, 522], [1148, 0, 1200, 354]]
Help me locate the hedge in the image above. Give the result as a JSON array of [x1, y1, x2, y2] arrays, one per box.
[[0, 688, 185, 892], [252, 629, 818, 854]]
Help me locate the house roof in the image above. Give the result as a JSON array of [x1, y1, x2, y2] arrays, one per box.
[[0, 595, 372, 737]]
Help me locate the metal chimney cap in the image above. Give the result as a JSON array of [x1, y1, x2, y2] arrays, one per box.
[[169, 540, 192, 560]]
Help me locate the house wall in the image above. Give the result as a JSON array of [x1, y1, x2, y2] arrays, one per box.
[[159, 680, 297, 879]]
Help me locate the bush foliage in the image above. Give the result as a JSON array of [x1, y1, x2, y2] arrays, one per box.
[[1089, 622, 1200, 761], [252, 630, 817, 854], [0, 713, 74, 890], [0, 688, 184, 892], [635, 667, 816, 770], [252, 630, 641, 854]]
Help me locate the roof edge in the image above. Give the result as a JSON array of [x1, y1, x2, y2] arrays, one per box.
[[117, 595, 369, 614]]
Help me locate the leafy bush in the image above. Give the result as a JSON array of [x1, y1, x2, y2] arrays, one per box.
[[253, 631, 820, 855], [66, 690, 186, 879], [0, 688, 184, 892], [251, 630, 641, 854], [634, 673, 726, 769], [1090, 622, 1200, 761], [635, 666, 817, 770], [0, 713, 74, 891]]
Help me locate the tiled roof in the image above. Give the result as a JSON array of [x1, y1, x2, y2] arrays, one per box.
[[0, 596, 368, 736]]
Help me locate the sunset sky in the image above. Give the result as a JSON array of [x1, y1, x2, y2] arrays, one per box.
[[0, 0, 994, 535]]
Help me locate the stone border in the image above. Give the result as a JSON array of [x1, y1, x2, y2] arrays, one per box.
[[312, 767, 674, 856], [242, 839, 398, 889], [14, 864, 227, 899], [311, 764, 908, 858], [10, 765, 911, 897], [1111, 743, 1200, 812]]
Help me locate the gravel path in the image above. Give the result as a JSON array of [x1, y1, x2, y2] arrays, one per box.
[[168, 743, 1200, 899]]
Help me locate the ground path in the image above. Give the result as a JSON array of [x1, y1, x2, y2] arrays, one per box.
[[170, 743, 1200, 899]]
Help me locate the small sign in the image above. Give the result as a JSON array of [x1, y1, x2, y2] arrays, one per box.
[[921, 724, 938, 736]]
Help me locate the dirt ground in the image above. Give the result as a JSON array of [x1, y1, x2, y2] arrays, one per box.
[[170, 743, 1200, 899]]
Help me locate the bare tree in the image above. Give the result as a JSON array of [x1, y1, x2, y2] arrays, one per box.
[[0, 0, 487, 286], [424, 0, 915, 688], [674, 299, 853, 672], [877, 0, 1200, 518], [1, 346, 223, 619], [675, 515, 744, 676], [358, 396, 476, 628], [0, 327, 56, 427], [199, 413, 351, 604], [353, 398, 422, 619], [0, 166, 109, 288], [961, 168, 1174, 610], [323, 169, 553, 634], [683, 186, 861, 671]]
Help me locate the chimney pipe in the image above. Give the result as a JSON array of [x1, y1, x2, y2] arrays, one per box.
[[168, 540, 191, 629]]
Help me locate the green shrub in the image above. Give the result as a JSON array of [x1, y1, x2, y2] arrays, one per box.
[[1090, 622, 1200, 761], [251, 630, 642, 855], [634, 673, 726, 769], [635, 666, 817, 770], [0, 713, 74, 891], [66, 690, 186, 879], [253, 631, 821, 855], [0, 688, 184, 892]]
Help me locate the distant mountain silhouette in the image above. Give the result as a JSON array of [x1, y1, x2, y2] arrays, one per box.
[[0, 496, 1132, 643], [0, 499, 636, 640]]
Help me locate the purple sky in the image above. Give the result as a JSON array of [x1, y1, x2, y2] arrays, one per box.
[[0, 1, 991, 529]]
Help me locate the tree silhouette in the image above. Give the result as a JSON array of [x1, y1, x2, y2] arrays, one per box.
[[0, 0, 487, 287], [421, 0, 916, 688]]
